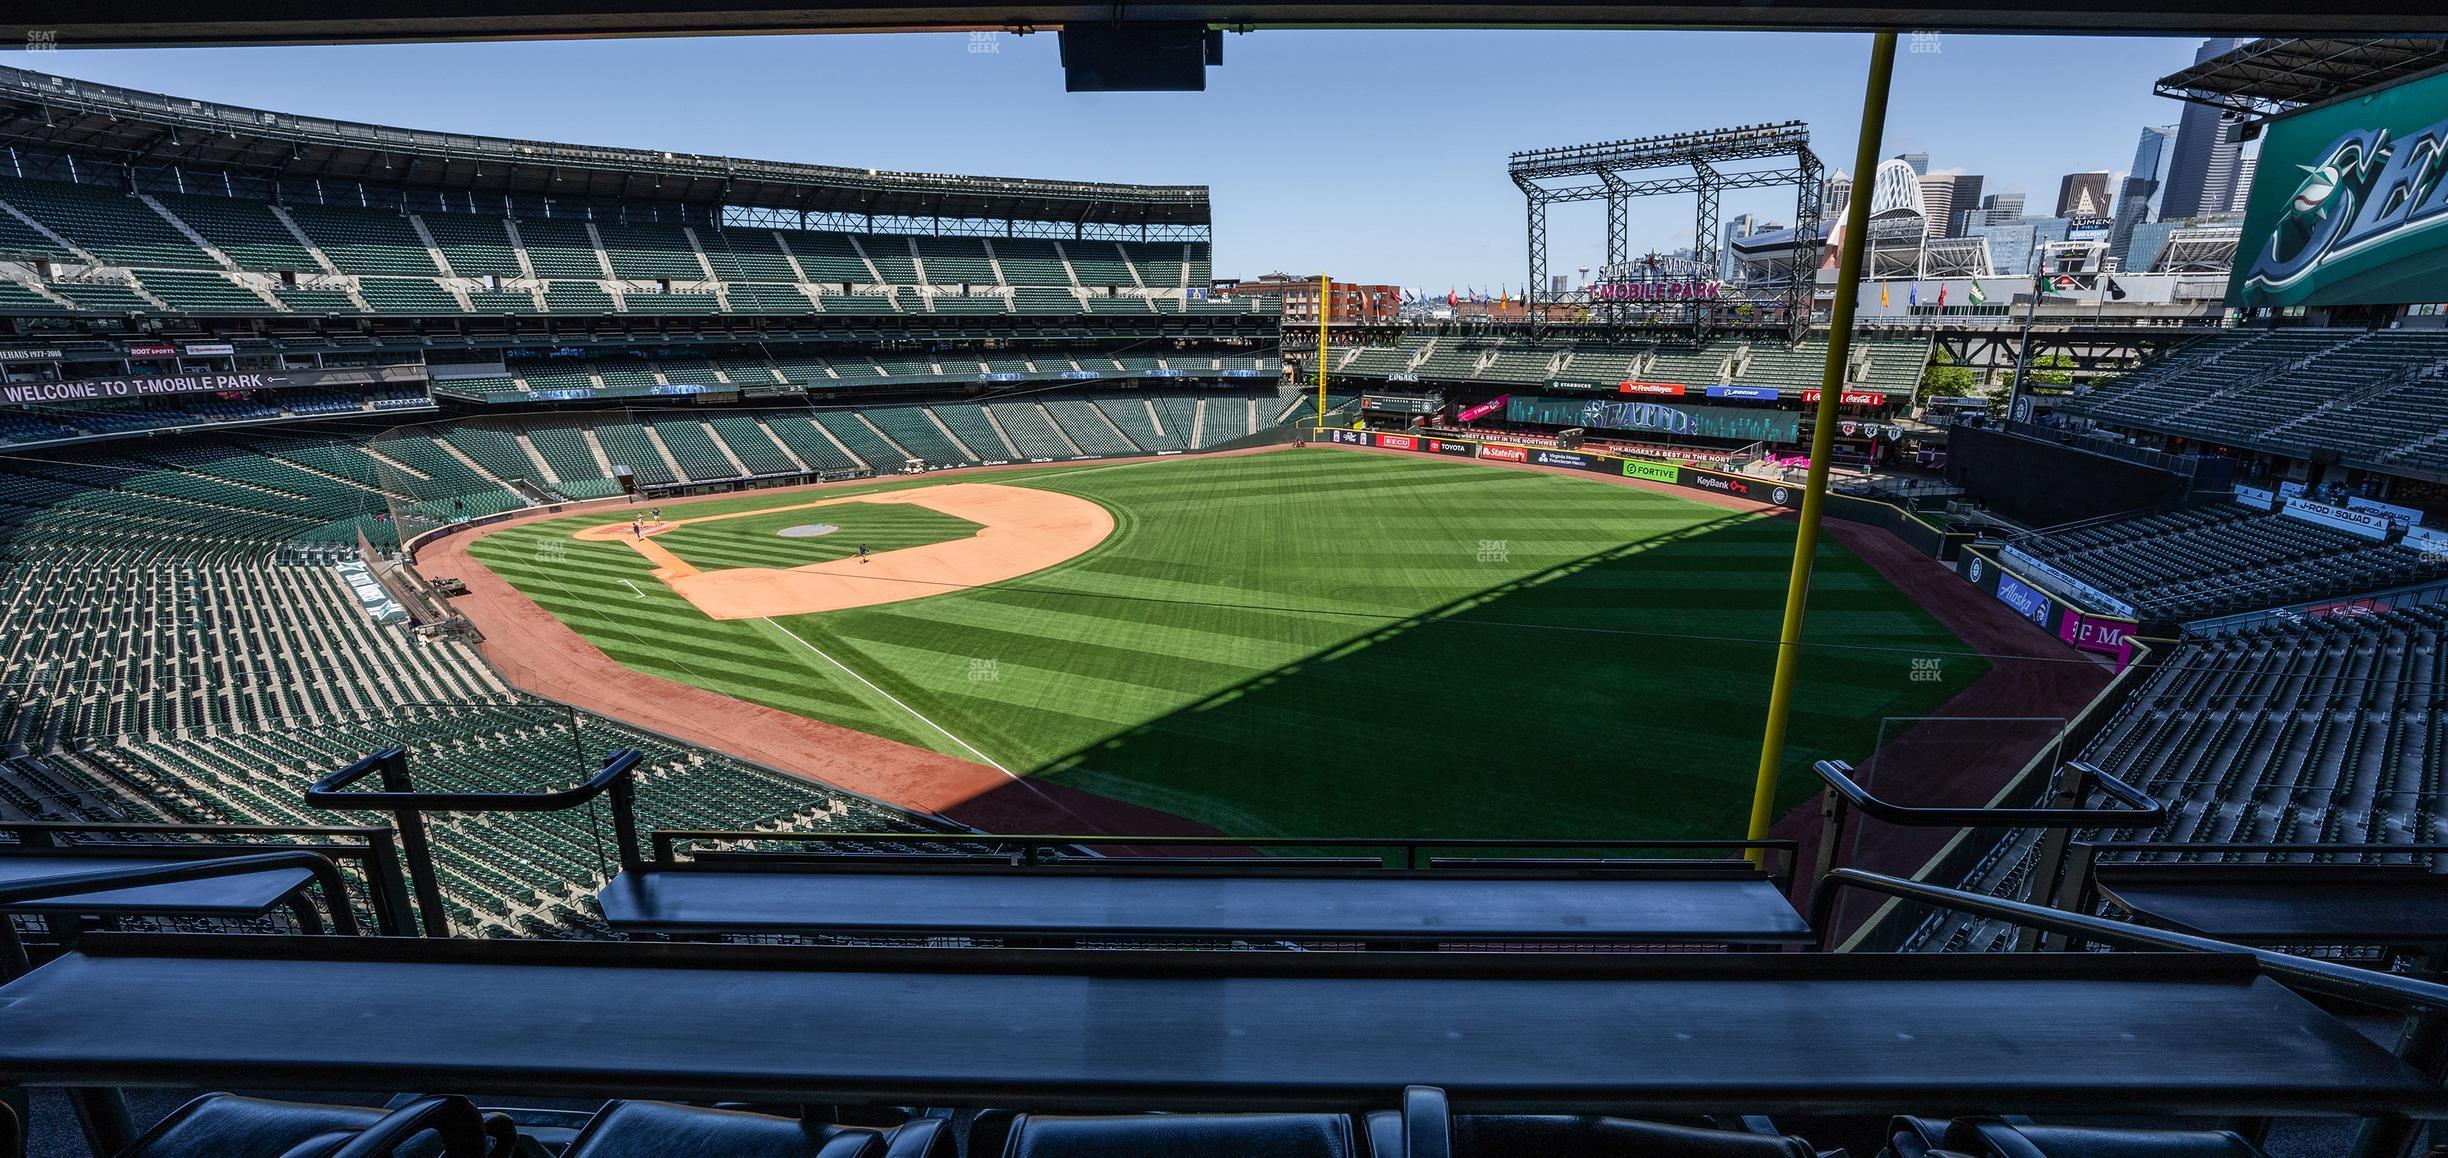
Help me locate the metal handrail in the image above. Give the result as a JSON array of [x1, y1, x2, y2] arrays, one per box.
[[304, 748, 644, 938], [308, 748, 642, 813], [650, 831, 1802, 893], [1810, 867, 2448, 1015], [1, 820, 414, 936], [0, 851, 360, 940], [1812, 759, 2162, 828]]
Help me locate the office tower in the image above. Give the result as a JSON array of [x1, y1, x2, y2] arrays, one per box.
[[1918, 177, 1956, 240], [1720, 213, 1757, 280], [2108, 125, 2179, 265], [1943, 174, 1985, 237], [2229, 152, 2259, 213], [1973, 191, 2027, 230], [2056, 171, 2113, 219], [2162, 37, 2245, 218]]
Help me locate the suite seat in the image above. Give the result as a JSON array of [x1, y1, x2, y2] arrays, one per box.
[[560, 1101, 950, 1158]]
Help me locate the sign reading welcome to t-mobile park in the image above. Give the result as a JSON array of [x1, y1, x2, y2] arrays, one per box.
[[0, 364, 427, 408], [2231, 67, 2448, 308]]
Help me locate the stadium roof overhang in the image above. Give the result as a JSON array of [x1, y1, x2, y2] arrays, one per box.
[[0, 65, 1208, 225], [2155, 38, 2448, 118], [4, 1, 2440, 49]]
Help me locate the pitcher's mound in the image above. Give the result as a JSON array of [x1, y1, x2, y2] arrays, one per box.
[[777, 523, 840, 538]]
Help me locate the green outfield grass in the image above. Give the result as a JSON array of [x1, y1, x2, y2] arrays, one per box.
[[469, 450, 1984, 840]]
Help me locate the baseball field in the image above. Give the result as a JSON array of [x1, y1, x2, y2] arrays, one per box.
[[466, 448, 1985, 840]]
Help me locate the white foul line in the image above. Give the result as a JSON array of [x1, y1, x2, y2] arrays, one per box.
[[761, 617, 1012, 776]]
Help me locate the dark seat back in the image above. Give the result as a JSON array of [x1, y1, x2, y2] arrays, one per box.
[[1886, 1117, 2265, 1158], [1947, 1119, 2265, 1158], [1454, 1114, 1815, 1157], [980, 1087, 1448, 1158], [992, 1112, 1363, 1158], [118, 1094, 484, 1158], [561, 1101, 950, 1158]]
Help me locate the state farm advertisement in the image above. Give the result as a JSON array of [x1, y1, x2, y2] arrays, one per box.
[[1478, 444, 1529, 463]]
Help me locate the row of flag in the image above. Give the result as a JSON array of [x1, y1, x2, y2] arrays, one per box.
[[1405, 289, 1522, 308]]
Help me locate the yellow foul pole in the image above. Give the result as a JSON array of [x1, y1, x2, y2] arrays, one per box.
[[1315, 275, 1330, 431], [1747, 31, 1900, 858]]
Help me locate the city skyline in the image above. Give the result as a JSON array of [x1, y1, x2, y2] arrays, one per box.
[[1, 30, 2209, 290]]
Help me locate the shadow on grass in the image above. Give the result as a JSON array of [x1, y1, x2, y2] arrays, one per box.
[[932, 508, 1984, 844]]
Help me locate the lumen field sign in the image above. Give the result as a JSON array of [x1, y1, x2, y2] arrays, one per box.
[[2232, 68, 2448, 309]]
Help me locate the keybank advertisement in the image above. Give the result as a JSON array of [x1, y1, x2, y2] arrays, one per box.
[[1505, 395, 1802, 442], [2231, 67, 2448, 308]]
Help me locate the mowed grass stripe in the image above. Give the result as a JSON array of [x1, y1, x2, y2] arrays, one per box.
[[476, 450, 1987, 841]]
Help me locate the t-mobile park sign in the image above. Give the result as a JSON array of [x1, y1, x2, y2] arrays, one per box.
[[2, 364, 425, 408], [1588, 280, 1724, 302]]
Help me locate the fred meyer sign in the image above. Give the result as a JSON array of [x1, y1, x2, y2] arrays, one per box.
[[1546, 378, 1687, 396], [2232, 67, 2448, 308], [2, 364, 426, 408]]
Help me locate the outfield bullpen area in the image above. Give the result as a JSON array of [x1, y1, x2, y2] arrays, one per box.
[[438, 446, 2072, 842]]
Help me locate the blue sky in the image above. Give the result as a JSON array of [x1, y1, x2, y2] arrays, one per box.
[[5, 30, 2207, 289]]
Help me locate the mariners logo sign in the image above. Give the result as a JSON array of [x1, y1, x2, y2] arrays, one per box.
[[2232, 69, 2448, 308]]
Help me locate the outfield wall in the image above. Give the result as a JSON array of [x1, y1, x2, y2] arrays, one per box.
[[1325, 426, 2134, 662], [1325, 427, 1954, 547]]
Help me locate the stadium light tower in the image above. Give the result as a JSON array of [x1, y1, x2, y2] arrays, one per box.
[[1509, 122, 1820, 340]]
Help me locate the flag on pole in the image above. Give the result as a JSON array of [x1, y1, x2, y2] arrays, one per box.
[[1936, 284, 1948, 307], [1967, 281, 1987, 306], [1908, 284, 1919, 308], [2106, 276, 2128, 301], [1880, 283, 1890, 308]]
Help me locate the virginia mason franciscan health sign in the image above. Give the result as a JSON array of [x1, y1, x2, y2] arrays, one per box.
[[2231, 68, 2448, 309]]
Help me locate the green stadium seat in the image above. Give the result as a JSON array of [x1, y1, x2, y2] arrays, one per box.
[[282, 203, 442, 275], [134, 269, 275, 314], [518, 217, 611, 279], [419, 213, 527, 278], [155, 191, 320, 271]]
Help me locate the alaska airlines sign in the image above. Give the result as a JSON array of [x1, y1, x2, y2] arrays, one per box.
[[2233, 69, 2448, 308]]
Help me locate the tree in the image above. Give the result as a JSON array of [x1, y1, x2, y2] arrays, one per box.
[[1918, 347, 1978, 408], [2027, 353, 2077, 387]]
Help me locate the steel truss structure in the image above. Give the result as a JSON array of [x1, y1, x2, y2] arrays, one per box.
[[1510, 122, 1820, 342]]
